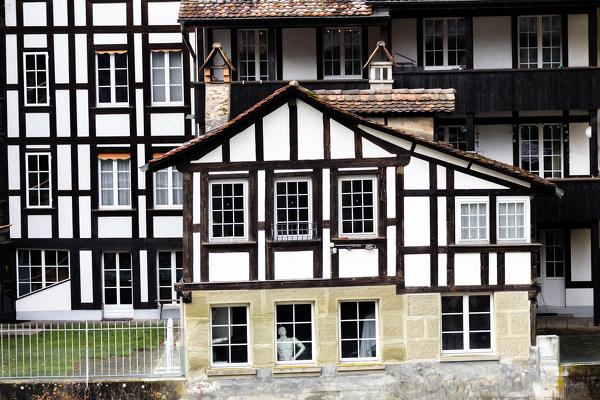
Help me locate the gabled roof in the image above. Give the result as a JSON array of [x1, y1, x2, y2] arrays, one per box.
[[143, 82, 554, 191], [199, 42, 235, 72], [363, 41, 397, 69]]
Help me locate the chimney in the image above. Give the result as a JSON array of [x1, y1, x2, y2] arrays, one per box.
[[363, 41, 396, 91], [200, 43, 235, 132]]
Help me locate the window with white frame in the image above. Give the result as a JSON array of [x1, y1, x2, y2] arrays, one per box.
[[497, 197, 529, 241], [24, 52, 49, 105], [442, 295, 492, 352], [274, 179, 312, 240], [339, 301, 377, 361], [211, 306, 249, 366], [275, 304, 313, 363], [541, 230, 564, 278], [438, 126, 468, 151], [102, 252, 132, 305], [519, 16, 561, 69], [209, 181, 247, 241], [323, 27, 362, 78], [339, 176, 377, 237], [154, 166, 183, 208], [99, 155, 131, 208], [151, 50, 183, 104], [238, 29, 269, 81], [424, 18, 466, 68], [456, 197, 488, 243], [96, 51, 128, 105], [17, 249, 69, 297], [519, 124, 563, 178], [157, 250, 183, 302], [26, 153, 51, 208]]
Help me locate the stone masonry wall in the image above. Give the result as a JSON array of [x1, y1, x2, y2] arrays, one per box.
[[405, 293, 441, 361], [205, 83, 230, 132], [495, 291, 531, 359]]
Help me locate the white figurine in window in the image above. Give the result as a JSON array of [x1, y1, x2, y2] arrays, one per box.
[[277, 326, 306, 361]]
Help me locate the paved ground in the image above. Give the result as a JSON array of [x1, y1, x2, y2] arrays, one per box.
[[537, 315, 600, 365]]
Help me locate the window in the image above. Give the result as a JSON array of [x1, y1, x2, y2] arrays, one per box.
[[275, 304, 313, 364], [542, 230, 564, 278], [103, 252, 132, 305], [157, 251, 183, 302], [442, 295, 492, 353], [339, 301, 378, 361], [339, 176, 377, 237], [151, 50, 183, 104], [209, 181, 247, 241], [238, 29, 269, 81], [211, 306, 249, 366], [24, 52, 49, 105], [96, 51, 128, 105], [154, 166, 183, 208], [456, 197, 488, 243], [424, 18, 466, 68], [519, 124, 563, 178], [26, 153, 51, 208], [99, 155, 131, 208], [17, 250, 69, 297], [323, 27, 362, 78], [438, 126, 468, 151], [497, 197, 529, 241], [274, 179, 312, 240], [519, 16, 561, 69]]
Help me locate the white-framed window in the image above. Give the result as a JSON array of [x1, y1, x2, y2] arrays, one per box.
[[323, 27, 362, 78], [26, 152, 51, 208], [23, 52, 49, 106], [541, 230, 564, 278], [154, 166, 183, 208], [96, 51, 128, 105], [519, 124, 563, 178], [210, 306, 249, 366], [518, 15, 561, 69], [497, 197, 530, 242], [275, 304, 314, 364], [238, 29, 269, 81], [338, 176, 377, 237], [17, 249, 69, 297], [438, 126, 468, 151], [209, 180, 248, 241], [442, 294, 492, 353], [339, 301, 378, 361], [151, 50, 183, 104], [102, 252, 132, 306], [424, 18, 466, 69], [157, 250, 183, 302], [274, 178, 312, 240], [99, 155, 131, 208], [456, 197, 489, 243]]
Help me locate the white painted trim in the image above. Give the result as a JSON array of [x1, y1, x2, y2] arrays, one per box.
[[338, 300, 379, 363], [496, 196, 531, 243], [455, 196, 490, 244]]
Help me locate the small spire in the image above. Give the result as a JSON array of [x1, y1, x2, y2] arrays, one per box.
[[289, 80, 299, 87]]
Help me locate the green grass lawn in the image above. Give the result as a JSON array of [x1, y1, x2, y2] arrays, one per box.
[[0, 323, 167, 378]]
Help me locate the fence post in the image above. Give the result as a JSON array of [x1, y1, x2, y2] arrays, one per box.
[[85, 321, 89, 386]]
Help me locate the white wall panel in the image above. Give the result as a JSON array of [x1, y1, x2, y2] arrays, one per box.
[[16, 282, 71, 312], [193, 232, 201, 281], [274, 251, 313, 280], [282, 28, 317, 80], [404, 197, 429, 246], [6, 35, 18, 84], [437, 166, 446, 189], [258, 230, 266, 281], [7, 91, 19, 137], [5, 0, 17, 26], [25, 113, 50, 137], [209, 252, 250, 282], [473, 17, 512, 69], [489, 252, 497, 285], [153, 216, 183, 238], [454, 171, 507, 189], [322, 169, 330, 220], [93, 3, 127, 26], [230, 124, 256, 162], [136, 195, 147, 239], [28, 215, 52, 238], [404, 156, 429, 189], [338, 248, 379, 278], [79, 197, 92, 238], [57, 145, 72, 190], [566, 288, 593, 307], [568, 14, 589, 67], [150, 113, 185, 136], [134, 34, 143, 82], [136, 89, 144, 135], [322, 228, 331, 279], [80, 250, 94, 303], [7, 145, 20, 190], [386, 167, 396, 218], [297, 99, 324, 159], [193, 172, 201, 224], [23, 2, 46, 26], [569, 122, 590, 176], [137, 143, 146, 190], [476, 124, 513, 165], [391, 19, 417, 67], [362, 138, 393, 158], [9, 196, 21, 238], [53, 0, 69, 26], [437, 197, 447, 246], [263, 105, 290, 161], [55, 91, 71, 138], [76, 90, 89, 135], [454, 253, 481, 285], [133, 0, 142, 25], [571, 229, 592, 281], [148, 33, 182, 44], [24, 34, 47, 48], [96, 114, 130, 136], [77, 145, 91, 190], [148, 2, 180, 25], [75, 36, 88, 83], [93, 33, 128, 45], [405, 254, 430, 287], [140, 250, 148, 303], [438, 254, 447, 287], [197, 146, 222, 163], [58, 197, 73, 238], [257, 170, 265, 222], [74, 0, 86, 25], [387, 226, 396, 277], [98, 217, 132, 238], [330, 119, 355, 159], [505, 252, 531, 285]]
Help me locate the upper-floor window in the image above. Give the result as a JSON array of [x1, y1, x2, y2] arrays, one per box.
[[442, 295, 492, 353], [497, 197, 529, 242], [274, 178, 312, 240], [24, 52, 49, 106], [339, 301, 378, 361], [456, 197, 488, 243], [26, 152, 51, 208], [519, 16, 561, 69], [209, 180, 248, 241], [96, 51, 128, 105], [211, 306, 249, 366], [339, 176, 377, 237], [154, 166, 183, 208], [17, 249, 69, 297], [238, 29, 269, 81], [424, 18, 466, 68], [99, 154, 131, 208], [157, 250, 183, 302], [438, 126, 468, 151], [519, 124, 563, 178], [323, 27, 362, 78], [151, 50, 184, 104]]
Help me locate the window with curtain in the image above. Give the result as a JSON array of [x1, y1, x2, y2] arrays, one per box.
[[26, 153, 51, 208], [99, 155, 131, 208], [519, 15, 561, 69], [339, 301, 378, 360], [17, 249, 69, 297], [154, 166, 183, 207], [96, 51, 129, 105], [275, 304, 313, 363], [24, 52, 49, 105], [151, 50, 183, 104], [323, 27, 362, 78]]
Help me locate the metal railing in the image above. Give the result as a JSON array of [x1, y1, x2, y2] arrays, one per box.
[[271, 222, 318, 241], [0, 319, 184, 382]]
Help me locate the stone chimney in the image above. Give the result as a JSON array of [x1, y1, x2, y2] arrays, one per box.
[[363, 41, 396, 91], [200, 43, 235, 132]]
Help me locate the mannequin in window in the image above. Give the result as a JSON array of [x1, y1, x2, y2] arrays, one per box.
[[277, 326, 306, 361]]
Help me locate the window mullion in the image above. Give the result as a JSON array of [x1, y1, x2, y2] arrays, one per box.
[[40, 250, 46, 289], [443, 19, 448, 67], [463, 296, 470, 351], [538, 17, 543, 68], [110, 55, 116, 104], [113, 160, 119, 206], [164, 53, 170, 102]]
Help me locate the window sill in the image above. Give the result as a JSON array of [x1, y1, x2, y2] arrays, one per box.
[[91, 105, 133, 111], [206, 367, 256, 378], [94, 208, 136, 212], [440, 353, 499, 362], [203, 241, 257, 246], [336, 363, 385, 373], [449, 243, 541, 248], [272, 366, 321, 377]]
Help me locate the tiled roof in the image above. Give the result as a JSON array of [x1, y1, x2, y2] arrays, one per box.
[[179, 0, 372, 19], [314, 88, 456, 114]]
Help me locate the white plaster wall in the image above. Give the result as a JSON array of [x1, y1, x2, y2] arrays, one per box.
[[76, 90, 89, 135], [571, 229, 592, 281], [263, 105, 290, 161], [24, 34, 47, 48], [140, 250, 148, 303], [387, 226, 396, 277], [28, 215, 52, 238], [153, 216, 183, 238], [505, 252, 531, 285], [57, 145, 72, 190], [136, 89, 144, 135], [75, 36, 88, 84], [258, 230, 266, 281], [274, 251, 313, 280], [53, 0, 69, 26], [437, 166, 446, 189], [134, 34, 143, 82], [454, 253, 481, 285], [16, 282, 71, 312], [78, 145, 91, 190], [197, 146, 222, 163], [404, 254, 430, 287], [5, 0, 17, 26], [193, 232, 201, 281], [569, 122, 590, 176], [338, 248, 379, 278], [80, 250, 94, 303], [322, 169, 330, 220], [297, 100, 324, 160], [74, 0, 86, 25], [438, 197, 447, 246], [476, 124, 513, 165], [473, 16, 512, 69], [566, 288, 593, 307], [438, 254, 447, 287], [147, 2, 180, 25], [386, 167, 396, 218], [568, 14, 589, 67], [9, 196, 21, 238], [209, 252, 250, 282], [404, 156, 429, 190], [55, 91, 71, 137], [7, 145, 20, 190], [322, 228, 331, 279], [329, 119, 355, 159], [23, 2, 46, 26], [79, 197, 92, 238], [136, 144, 145, 190], [133, 0, 142, 25], [391, 19, 417, 66], [282, 28, 317, 80], [138, 195, 147, 238], [6, 35, 18, 84], [96, 115, 130, 136], [150, 113, 185, 136], [193, 172, 201, 224], [404, 197, 429, 246], [58, 196, 73, 238], [93, 3, 127, 26], [26, 113, 50, 137], [212, 30, 231, 59], [230, 124, 256, 162], [148, 33, 181, 44], [454, 171, 507, 190], [98, 217, 132, 238], [489, 253, 497, 285], [362, 138, 393, 158], [93, 34, 128, 45], [7, 91, 19, 137]]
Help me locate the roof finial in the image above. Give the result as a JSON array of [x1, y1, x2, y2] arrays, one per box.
[[289, 80, 299, 87]]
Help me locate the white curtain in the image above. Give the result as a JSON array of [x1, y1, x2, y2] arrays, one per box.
[[100, 159, 114, 206], [117, 159, 130, 205]]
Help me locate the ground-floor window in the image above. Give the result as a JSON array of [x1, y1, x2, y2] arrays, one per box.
[[211, 306, 249, 366], [157, 250, 183, 302], [339, 301, 378, 361], [275, 304, 313, 363], [102, 252, 132, 305], [442, 295, 492, 352], [17, 249, 69, 297]]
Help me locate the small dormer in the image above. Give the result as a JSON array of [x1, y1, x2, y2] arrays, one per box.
[[200, 43, 235, 83], [363, 41, 397, 90]]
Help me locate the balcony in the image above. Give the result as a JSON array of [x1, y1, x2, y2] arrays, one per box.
[[536, 178, 600, 224]]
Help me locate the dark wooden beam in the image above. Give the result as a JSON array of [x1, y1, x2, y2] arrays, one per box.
[[362, 26, 369, 79], [276, 27, 283, 80], [511, 15, 518, 69], [268, 27, 277, 81], [466, 113, 475, 151], [230, 28, 238, 81], [563, 110, 570, 178], [591, 109, 598, 177], [590, 8, 598, 67], [465, 16, 474, 70], [316, 28, 323, 80], [512, 112, 520, 167], [594, 221, 600, 325], [561, 13, 569, 67], [416, 17, 424, 68]]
